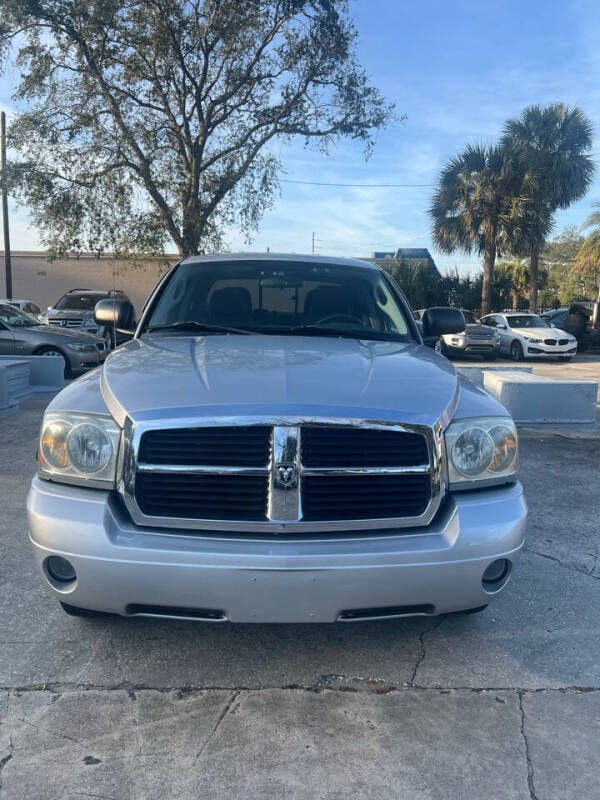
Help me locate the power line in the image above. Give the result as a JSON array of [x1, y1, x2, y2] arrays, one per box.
[[280, 178, 434, 188]]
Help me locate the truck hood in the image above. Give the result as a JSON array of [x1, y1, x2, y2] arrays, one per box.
[[100, 334, 459, 428]]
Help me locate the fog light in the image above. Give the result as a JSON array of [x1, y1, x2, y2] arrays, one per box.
[[482, 558, 510, 591], [46, 556, 77, 583]]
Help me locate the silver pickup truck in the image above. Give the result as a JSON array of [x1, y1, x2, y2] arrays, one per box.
[[28, 254, 527, 623]]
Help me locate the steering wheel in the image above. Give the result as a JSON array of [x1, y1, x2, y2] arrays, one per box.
[[314, 313, 365, 327]]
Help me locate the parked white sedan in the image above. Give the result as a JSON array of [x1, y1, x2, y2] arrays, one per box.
[[480, 313, 578, 361]]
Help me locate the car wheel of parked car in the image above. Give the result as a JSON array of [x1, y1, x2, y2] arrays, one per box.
[[434, 338, 446, 356], [60, 601, 112, 619], [510, 341, 524, 362], [34, 346, 70, 377]]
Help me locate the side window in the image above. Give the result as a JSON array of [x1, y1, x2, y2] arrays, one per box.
[[482, 316, 495, 328]]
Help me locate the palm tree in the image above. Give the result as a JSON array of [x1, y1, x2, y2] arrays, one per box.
[[429, 144, 542, 315], [575, 205, 600, 302], [500, 104, 595, 311]]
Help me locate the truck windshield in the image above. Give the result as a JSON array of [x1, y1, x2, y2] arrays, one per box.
[[144, 261, 413, 342]]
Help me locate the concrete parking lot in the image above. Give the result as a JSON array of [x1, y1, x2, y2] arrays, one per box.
[[1, 358, 599, 799]]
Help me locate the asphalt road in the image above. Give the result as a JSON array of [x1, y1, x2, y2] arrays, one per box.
[[0, 388, 599, 799]]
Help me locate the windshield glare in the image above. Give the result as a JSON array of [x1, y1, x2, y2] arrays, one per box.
[[145, 261, 412, 342], [55, 293, 106, 310], [507, 314, 548, 329], [0, 304, 40, 328]]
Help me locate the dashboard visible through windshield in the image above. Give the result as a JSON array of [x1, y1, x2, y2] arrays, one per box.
[[144, 260, 414, 343]]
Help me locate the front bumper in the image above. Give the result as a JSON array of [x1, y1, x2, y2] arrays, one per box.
[[442, 337, 500, 357], [68, 347, 106, 373], [524, 342, 577, 357], [27, 477, 527, 623]]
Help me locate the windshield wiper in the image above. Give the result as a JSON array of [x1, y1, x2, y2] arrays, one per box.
[[146, 321, 255, 336]]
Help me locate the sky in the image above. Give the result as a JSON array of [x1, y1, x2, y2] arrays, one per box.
[[1, 0, 600, 275]]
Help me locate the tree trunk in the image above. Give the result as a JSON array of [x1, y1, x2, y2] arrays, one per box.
[[511, 290, 519, 310], [529, 246, 539, 312], [481, 241, 496, 316]]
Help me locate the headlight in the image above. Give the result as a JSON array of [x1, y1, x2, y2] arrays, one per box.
[[66, 342, 96, 352], [524, 337, 542, 343], [444, 417, 518, 489], [39, 412, 121, 487]]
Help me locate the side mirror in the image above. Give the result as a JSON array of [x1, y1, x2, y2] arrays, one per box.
[[94, 298, 136, 332], [421, 307, 465, 339]]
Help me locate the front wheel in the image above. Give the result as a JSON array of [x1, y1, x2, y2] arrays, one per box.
[[510, 340, 524, 362], [434, 338, 447, 356], [34, 346, 70, 377]]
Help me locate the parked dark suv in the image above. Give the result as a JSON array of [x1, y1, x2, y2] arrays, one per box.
[[541, 302, 600, 351], [42, 289, 134, 349]]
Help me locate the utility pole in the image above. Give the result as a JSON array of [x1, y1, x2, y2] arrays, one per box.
[[311, 231, 315, 255], [0, 111, 12, 299]]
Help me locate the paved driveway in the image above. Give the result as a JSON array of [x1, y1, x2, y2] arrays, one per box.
[[0, 397, 599, 799], [450, 351, 600, 402]]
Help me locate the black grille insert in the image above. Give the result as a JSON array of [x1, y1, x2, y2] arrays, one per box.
[[301, 427, 428, 468], [135, 473, 268, 520], [139, 426, 271, 466], [302, 474, 431, 521]]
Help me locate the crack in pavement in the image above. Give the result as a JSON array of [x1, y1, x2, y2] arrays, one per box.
[[0, 735, 15, 791], [16, 717, 85, 748], [1, 684, 599, 695], [525, 547, 600, 582], [409, 617, 446, 686], [192, 689, 242, 766], [518, 691, 540, 800]]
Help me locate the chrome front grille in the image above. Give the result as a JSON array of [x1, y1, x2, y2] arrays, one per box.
[[123, 419, 443, 534], [48, 317, 83, 328]]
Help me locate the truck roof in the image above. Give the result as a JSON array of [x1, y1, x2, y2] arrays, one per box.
[[179, 252, 379, 271]]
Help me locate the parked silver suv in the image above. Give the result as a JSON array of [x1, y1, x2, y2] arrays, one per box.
[[416, 309, 500, 359], [28, 255, 526, 623], [42, 289, 132, 348]]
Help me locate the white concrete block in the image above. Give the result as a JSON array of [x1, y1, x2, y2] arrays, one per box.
[[482, 370, 597, 425], [457, 365, 532, 387], [0, 355, 64, 392]]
